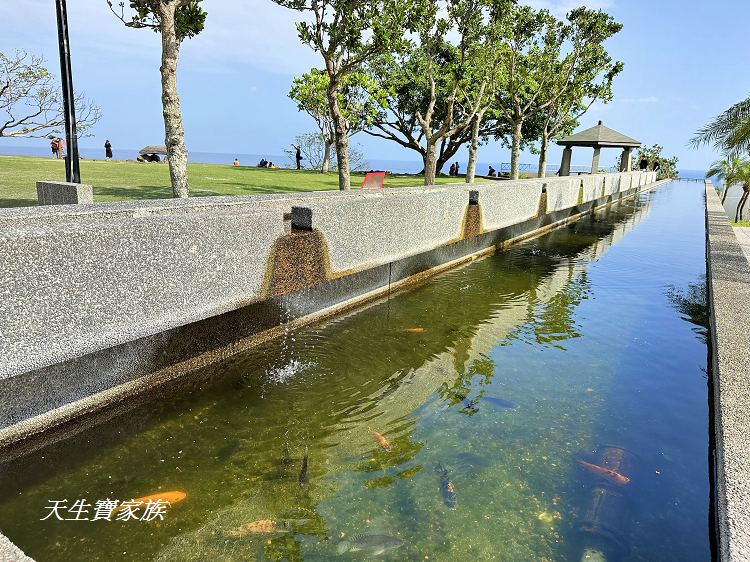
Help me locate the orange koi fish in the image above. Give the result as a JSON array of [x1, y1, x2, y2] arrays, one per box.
[[578, 460, 630, 486], [372, 431, 391, 451], [115, 491, 187, 512], [402, 327, 425, 333]]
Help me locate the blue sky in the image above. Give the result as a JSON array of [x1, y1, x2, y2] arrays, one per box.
[[1, 0, 748, 171]]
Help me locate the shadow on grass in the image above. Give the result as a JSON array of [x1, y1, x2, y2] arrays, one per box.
[[0, 198, 37, 209]]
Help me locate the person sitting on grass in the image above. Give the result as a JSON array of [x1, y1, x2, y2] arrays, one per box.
[[488, 165, 497, 177], [258, 158, 268, 168], [233, 158, 240, 167]]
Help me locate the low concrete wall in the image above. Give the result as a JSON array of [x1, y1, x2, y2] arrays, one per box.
[[705, 180, 750, 561], [0, 171, 655, 446], [36, 181, 93, 206]]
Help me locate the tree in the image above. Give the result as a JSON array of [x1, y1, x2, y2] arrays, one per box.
[[108, 0, 206, 198], [490, 5, 562, 180], [635, 144, 678, 180], [691, 96, 750, 156], [363, 0, 497, 185], [534, 8, 623, 178], [272, 0, 424, 190], [283, 132, 369, 172], [706, 156, 749, 204], [289, 69, 379, 173], [0, 50, 100, 138]]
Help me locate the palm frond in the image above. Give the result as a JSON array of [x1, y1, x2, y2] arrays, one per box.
[[690, 96, 750, 153]]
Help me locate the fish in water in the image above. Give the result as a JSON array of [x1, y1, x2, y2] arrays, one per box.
[[435, 463, 458, 509], [480, 396, 517, 409], [299, 450, 309, 486], [226, 518, 310, 537], [116, 491, 187, 512], [336, 534, 404, 556], [578, 460, 631, 486], [402, 327, 425, 333], [372, 431, 391, 451]]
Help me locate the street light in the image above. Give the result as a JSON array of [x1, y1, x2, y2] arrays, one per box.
[[55, 0, 81, 183]]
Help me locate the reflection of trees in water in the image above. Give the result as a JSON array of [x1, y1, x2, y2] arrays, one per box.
[[666, 276, 708, 342], [503, 270, 592, 351], [438, 355, 495, 416]]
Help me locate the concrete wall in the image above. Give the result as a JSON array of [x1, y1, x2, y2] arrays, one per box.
[[544, 177, 578, 211], [705, 180, 750, 562], [0, 171, 656, 442]]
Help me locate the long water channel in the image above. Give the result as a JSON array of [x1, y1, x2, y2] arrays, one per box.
[[0, 181, 711, 561]]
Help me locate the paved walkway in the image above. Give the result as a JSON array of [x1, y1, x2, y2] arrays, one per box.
[[732, 226, 750, 263]]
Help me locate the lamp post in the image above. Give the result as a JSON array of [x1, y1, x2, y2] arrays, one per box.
[[55, 0, 81, 183]]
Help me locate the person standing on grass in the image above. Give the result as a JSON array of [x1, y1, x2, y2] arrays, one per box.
[[105, 140, 113, 160], [50, 137, 58, 159], [454, 162, 460, 177], [292, 144, 302, 170]]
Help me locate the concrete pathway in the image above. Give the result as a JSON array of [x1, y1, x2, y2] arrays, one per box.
[[732, 226, 750, 263]]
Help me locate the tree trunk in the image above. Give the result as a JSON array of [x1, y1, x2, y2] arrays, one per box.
[[466, 114, 481, 184], [510, 118, 523, 180], [424, 142, 438, 185], [326, 78, 350, 190], [537, 131, 549, 178], [321, 139, 332, 174], [158, 4, 189, 198]]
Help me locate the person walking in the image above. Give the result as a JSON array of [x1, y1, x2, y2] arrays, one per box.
[[454, 162, 460, 176], [449, 163, 457, 176], [104, 140, 113, 160], [296, 146, 302, 169], [57, 138, 66, 159]]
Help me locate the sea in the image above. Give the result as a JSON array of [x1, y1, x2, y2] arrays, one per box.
[[0, 144, 707, 180]]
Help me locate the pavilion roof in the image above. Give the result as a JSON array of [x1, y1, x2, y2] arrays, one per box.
[[557, 121, 641, 148]]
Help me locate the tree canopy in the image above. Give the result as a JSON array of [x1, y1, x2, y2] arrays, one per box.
[[0, 50, 101, 139]]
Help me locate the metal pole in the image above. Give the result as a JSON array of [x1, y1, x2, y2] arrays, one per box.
[[55, 0, 81, 183]]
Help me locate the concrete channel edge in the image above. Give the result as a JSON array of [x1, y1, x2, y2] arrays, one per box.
[[705, 180, 750, 562]]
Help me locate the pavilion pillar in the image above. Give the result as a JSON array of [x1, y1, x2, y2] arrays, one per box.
[[620, 148, 632, 172], [591, 147, 601, 174], [560, 147, 572, 176]]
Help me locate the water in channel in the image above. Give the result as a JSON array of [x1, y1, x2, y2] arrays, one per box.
[[0, 182, 710, 561]]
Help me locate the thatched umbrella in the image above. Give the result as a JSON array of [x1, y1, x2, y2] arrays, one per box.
[[137, 145, 168, 162]]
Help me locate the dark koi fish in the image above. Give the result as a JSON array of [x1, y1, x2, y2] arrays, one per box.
[[435, 463, 457, 509]]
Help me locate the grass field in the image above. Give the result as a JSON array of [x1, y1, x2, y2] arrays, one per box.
[[0, 155, 481, 208]]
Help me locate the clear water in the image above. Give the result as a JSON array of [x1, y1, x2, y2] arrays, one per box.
[[0, 182, 710, 561]]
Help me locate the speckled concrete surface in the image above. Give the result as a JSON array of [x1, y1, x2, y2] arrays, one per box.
[[705, 180, 750, 562], [731, 226, 750, 262], [581, 174, 604, 201], [36, 181, 92, 206], [0, 532, 32, 561], [467, 180, 542, 230], [0, 206, 285, 379], [544, 177, 577, 211]]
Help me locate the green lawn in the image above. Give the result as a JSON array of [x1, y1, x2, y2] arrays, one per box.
[[731, 220, 750, 227], [0, 155, 481, 208]]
